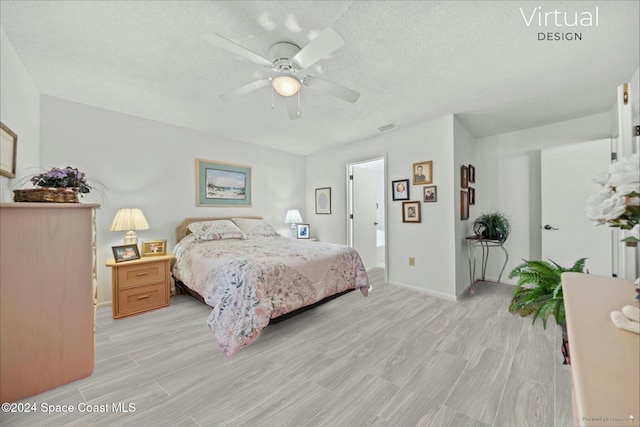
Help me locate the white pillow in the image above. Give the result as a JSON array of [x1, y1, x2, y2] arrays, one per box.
[[231, 218, 279, 237], [187, 220, 246, 241]]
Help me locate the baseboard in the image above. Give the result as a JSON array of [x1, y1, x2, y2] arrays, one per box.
[[387, 280, 457, 302]]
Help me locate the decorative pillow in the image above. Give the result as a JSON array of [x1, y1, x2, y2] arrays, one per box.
[[231, 218, 279, 237], [187, 220, 246, 241]]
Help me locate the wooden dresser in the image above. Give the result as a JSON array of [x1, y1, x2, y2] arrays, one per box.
[[0, 202, 100, 403], [562, 272, 639, 427]]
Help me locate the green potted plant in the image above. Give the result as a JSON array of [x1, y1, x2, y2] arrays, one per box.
[[508, 257, 587, 364], [472, 212, 511, 242]]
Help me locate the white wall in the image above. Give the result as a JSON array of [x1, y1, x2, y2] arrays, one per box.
[[474, 112, 612, 282], [40, 96, 306, 303], [453, 116, 476, 296], [0, 28, 40, 202], [306, 115, 458, 299]]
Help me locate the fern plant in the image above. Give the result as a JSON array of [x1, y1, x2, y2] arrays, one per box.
[[508, 258, 587, 329]]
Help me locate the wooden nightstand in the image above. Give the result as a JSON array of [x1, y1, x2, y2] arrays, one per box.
[[106, 254, 173, 319]]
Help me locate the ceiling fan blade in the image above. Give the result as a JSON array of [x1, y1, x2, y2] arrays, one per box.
[[303, 75, 360, 103], [292, 28, 345, 69], [285, 94, 301, 120], [220, 79, 270, 100], [203, 33, 273, 68]]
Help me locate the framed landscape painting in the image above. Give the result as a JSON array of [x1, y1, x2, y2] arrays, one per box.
[[196, 158, 251, 207]]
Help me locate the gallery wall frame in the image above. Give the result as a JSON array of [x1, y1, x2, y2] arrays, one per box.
[[412, 161, 433, 185], [392, 179, 410, 201], [195, 158, 251, 207], [402, 201, 421, 223], [461, 165, 469, 189], [460, 190, 469, 220], [423, 185, 437, 202], [468, 164, 475, 183]]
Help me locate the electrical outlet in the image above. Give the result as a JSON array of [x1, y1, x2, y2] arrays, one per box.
[[409, 257, 415, 266]]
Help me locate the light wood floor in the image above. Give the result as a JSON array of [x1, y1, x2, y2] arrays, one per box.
[[0, 269, 573, 427]]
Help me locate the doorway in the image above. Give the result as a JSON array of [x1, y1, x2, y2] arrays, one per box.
[[346, 157, 386, 271], [540, 139, 613, 276]]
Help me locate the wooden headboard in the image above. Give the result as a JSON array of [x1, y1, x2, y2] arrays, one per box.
[[175, 216, 263, 242]]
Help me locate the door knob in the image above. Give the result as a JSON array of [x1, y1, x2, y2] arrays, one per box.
[[543, 224, 559, 230], [374, 222, 379, 226]]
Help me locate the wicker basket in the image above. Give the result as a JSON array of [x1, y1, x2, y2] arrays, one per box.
[[13, 187, 79, 203]]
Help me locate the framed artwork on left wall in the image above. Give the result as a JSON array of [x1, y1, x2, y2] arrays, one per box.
[[0, 122, 17, 178]]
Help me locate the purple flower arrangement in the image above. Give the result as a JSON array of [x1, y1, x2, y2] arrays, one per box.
[[30, 166, 92, 194]]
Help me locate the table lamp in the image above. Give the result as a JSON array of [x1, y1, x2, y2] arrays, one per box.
[[110, 208, 149, 244], [285, 209, 303, 238]]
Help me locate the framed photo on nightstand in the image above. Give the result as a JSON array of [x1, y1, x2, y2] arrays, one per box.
[[112, 244, 140, 263], [141, 240, 167, 256], [296, 224, 310, 239]]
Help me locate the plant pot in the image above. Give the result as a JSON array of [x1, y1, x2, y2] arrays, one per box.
[[13, 187, 79, 203]]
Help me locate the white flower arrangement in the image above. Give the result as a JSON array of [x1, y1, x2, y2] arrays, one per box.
[[586, 153, 640, 245]]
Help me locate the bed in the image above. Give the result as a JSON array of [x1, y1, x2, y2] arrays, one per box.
[[171, 217, 371, 358]]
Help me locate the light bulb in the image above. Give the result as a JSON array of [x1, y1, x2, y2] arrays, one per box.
[[272, 75, 301, 97]]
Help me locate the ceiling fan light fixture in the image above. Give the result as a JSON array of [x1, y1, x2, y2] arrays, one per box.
[[272, 75, 301, 97]]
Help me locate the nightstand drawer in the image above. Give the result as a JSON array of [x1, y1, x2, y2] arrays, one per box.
[[116, 282, 169, 316], [107, 254, 173, 319], [116, 262, 166, 289]]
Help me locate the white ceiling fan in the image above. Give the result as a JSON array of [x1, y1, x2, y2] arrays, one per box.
[[203, 28, 360, 120]]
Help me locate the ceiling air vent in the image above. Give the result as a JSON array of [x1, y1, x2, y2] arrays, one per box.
[[377, 123, 398, 132]]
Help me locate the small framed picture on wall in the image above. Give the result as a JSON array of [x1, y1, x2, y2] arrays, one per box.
[[460, 190, 469, 220], [423, 185, 437, 202], [412, 161, 433, 185], [402, 201, 421, 223], [392, 179, 410, 201], [315, 187, 331, 214], [461, 165, 469, 189]]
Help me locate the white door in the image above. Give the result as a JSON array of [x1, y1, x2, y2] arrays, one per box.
[[541, 139, 612, 276], [352, 166, 378, 270]]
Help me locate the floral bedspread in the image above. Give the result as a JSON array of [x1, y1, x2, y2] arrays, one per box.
[[172, 235, 370, 358]]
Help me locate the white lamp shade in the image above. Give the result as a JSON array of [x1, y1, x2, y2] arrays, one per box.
[[110, 208, 150, 232], [285, 209, 303, 224], [272, 75, 301, 97]]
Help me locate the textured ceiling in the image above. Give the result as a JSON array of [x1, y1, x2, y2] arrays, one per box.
[[1, 1, 638, 155]]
